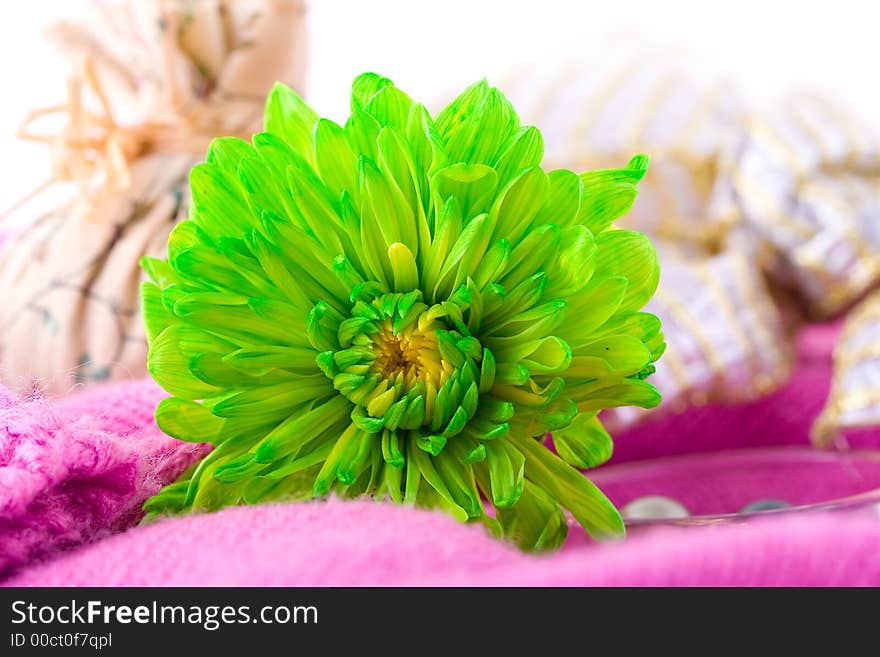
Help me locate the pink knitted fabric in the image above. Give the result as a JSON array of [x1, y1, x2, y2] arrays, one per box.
[[0, 378, 208, 576], [6, 499, 880, 586]]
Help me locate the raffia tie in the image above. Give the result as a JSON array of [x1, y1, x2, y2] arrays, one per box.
[[7, 71, 250, 219], [4, 12, 259, 218]]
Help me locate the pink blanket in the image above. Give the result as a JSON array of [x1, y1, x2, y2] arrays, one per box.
[[3, 322, 880, 586]]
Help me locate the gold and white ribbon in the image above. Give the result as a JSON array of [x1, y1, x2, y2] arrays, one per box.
[[814, 290, 880, 447], [500, 47, 880, 441]]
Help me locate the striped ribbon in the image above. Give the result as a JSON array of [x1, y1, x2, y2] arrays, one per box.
[[814, 291, 880, 446], [500, 48, 880, 442]]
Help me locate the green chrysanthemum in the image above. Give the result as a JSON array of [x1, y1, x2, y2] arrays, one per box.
[[141, 73, 664, 551]]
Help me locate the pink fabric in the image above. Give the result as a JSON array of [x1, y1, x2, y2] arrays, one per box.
[[2, 321, 880, 586], [0, 379, 208, 576], [6, 499, 880, 586]]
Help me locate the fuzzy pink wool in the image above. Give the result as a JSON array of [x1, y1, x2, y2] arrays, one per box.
[[0, 379, 208, 576]]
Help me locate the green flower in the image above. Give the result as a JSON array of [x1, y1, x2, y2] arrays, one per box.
[[141, 73, 663, 551]]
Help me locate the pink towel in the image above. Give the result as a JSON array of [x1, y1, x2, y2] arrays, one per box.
[[6, 499, 880, 586]]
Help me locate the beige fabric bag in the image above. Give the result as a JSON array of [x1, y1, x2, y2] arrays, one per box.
[[0, 0, 308, 395]]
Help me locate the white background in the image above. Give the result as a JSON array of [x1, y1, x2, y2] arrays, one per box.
[[1, 0, 878, 217]]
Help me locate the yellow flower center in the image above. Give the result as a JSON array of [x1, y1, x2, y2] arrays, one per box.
[[371, 319, 452, 390]]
